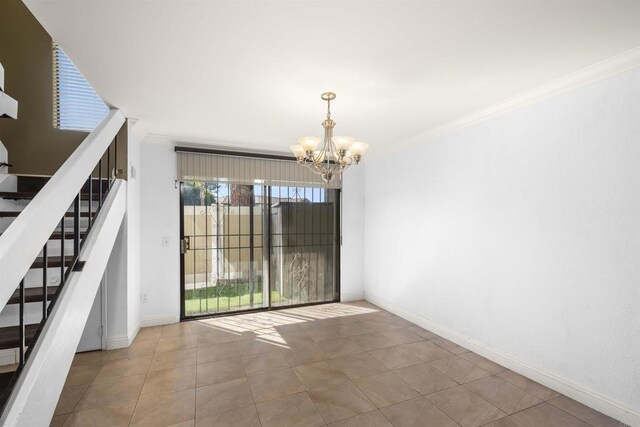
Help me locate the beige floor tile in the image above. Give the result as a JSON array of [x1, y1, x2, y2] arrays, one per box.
[[353, 371, 419, 408], [54, 383, 90, 415], [255, 391, 325, 427], [140, 364, 197, 398], [195, 403, 261, 427], [108, 340, 157, 361], [318, 337, 365, 359], [197, 329, 239, 347], [327, 410, 393, 427], [464, 376, 542, 414], [150, 348, 198, 372], [431, 337, 470, 355], [130, 389, 196, 426], [393, 362, 458, 395], [430, 355, 492, 384], [362, 316, 413, 332], [243, 350, 289, 376], [247, 367, 304, 402], [281, 343, 331, 367], [378, 328, 424, 346], [459, 352, 507, 375], [195, 378, 254, 419], [237, 337, 284, 356], [169, 421, 195, 427], [498, 371, 560, 400], [63, 404, 135, 426], [197, 342, 239, 364], [381, 395, 459, 427], [294, 360, 350, 391], [406, 326, 438, 340], [306, 325, 346, 343], [548, 395, 622, 427], [134, 326, 163, 343], [64, 363, 102, 387], [50, 414, 69, 427], [162, 322, 198, 338], [95, 354, 152, 381], [352, 332, 395, 351], [72, 351, 111, 367], [482, 417, 527, 427], [512, 402, 591, 427], [280, 331, 318, 348], [398, 340, 453, 362], [369, 346, 422, 369], [427, 385, 507, 427], [308, 381, 376, 423], [75, 374, 145, 411], [156, 335, 199, 354], [196, 357, 245, 387], [333, 351, 388, 380]]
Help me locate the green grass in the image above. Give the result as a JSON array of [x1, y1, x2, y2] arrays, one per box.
[[185, 290, 287, 314]]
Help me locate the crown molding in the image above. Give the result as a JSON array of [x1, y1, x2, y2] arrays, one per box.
[[371, 46, 640, 159]]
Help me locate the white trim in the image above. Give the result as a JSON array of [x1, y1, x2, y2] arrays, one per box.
[[340, 292, 364, 302], [0, 349, 16, 366], [372, 46, 640, 159], [141, 314, 179, 328], [364, 292, 639, 426], [105, 335, 131, 350]]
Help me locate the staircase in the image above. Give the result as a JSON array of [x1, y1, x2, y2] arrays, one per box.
[[0, 107, 128, 425], [0, 176, 108, 372]]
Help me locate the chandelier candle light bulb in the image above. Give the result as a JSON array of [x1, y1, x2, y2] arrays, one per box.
[[290, 92, 368, 183]]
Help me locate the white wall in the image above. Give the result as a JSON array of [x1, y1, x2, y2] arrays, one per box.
[[105, 120, 144, 347], [340, 166, 365, 301], [139, 139, 366, 324], [139, 142, 181, 326], [363, 67, 640, 422]]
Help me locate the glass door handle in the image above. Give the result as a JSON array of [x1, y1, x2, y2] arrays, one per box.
[[180, 237, 190, 254]]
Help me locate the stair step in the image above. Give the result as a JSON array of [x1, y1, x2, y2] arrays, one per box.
[[31, 255, 74, 269], [8, 286, 58, 305], [17, 176, 109, 194], [0, 211, 92, 218], [0, 192, 102, 201], [0, 371, 15, 391], [0, 324, 40, 351], [49, 231, 87, 240]]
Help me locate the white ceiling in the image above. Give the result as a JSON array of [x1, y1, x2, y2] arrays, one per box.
[[23, 0, 640, 153]]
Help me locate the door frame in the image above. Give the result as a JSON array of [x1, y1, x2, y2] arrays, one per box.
[[178, 182, 341, 321]]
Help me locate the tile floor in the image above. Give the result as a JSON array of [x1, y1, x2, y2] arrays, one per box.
[[50, 301, 625, 427]]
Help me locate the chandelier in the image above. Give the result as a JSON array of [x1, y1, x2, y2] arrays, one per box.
[[290, 92, 368, 183]]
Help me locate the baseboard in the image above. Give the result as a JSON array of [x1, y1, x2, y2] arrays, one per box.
[[340, 292, 364, 302], [105, 335, 131, 350], [364, 292, 640, 427], [141, 314, 179, 328], [0, 349, 16, 366]]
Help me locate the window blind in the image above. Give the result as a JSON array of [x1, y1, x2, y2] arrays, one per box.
[[53, 43, 109, 131], [176, 149, 342, 189]]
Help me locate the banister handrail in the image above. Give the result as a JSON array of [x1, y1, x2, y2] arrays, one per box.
[[0, 109, 125, 313]]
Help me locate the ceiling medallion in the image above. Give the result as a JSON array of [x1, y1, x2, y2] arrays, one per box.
[[290, 92, 368, 183]]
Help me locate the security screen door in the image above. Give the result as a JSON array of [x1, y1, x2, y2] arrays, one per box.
[[180, 181, 339, 318]]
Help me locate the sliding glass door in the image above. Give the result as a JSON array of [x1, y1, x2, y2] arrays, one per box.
[[180, 181, 339, 318]]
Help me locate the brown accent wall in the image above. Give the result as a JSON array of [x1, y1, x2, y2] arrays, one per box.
[[0, 0, 87, 175]]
